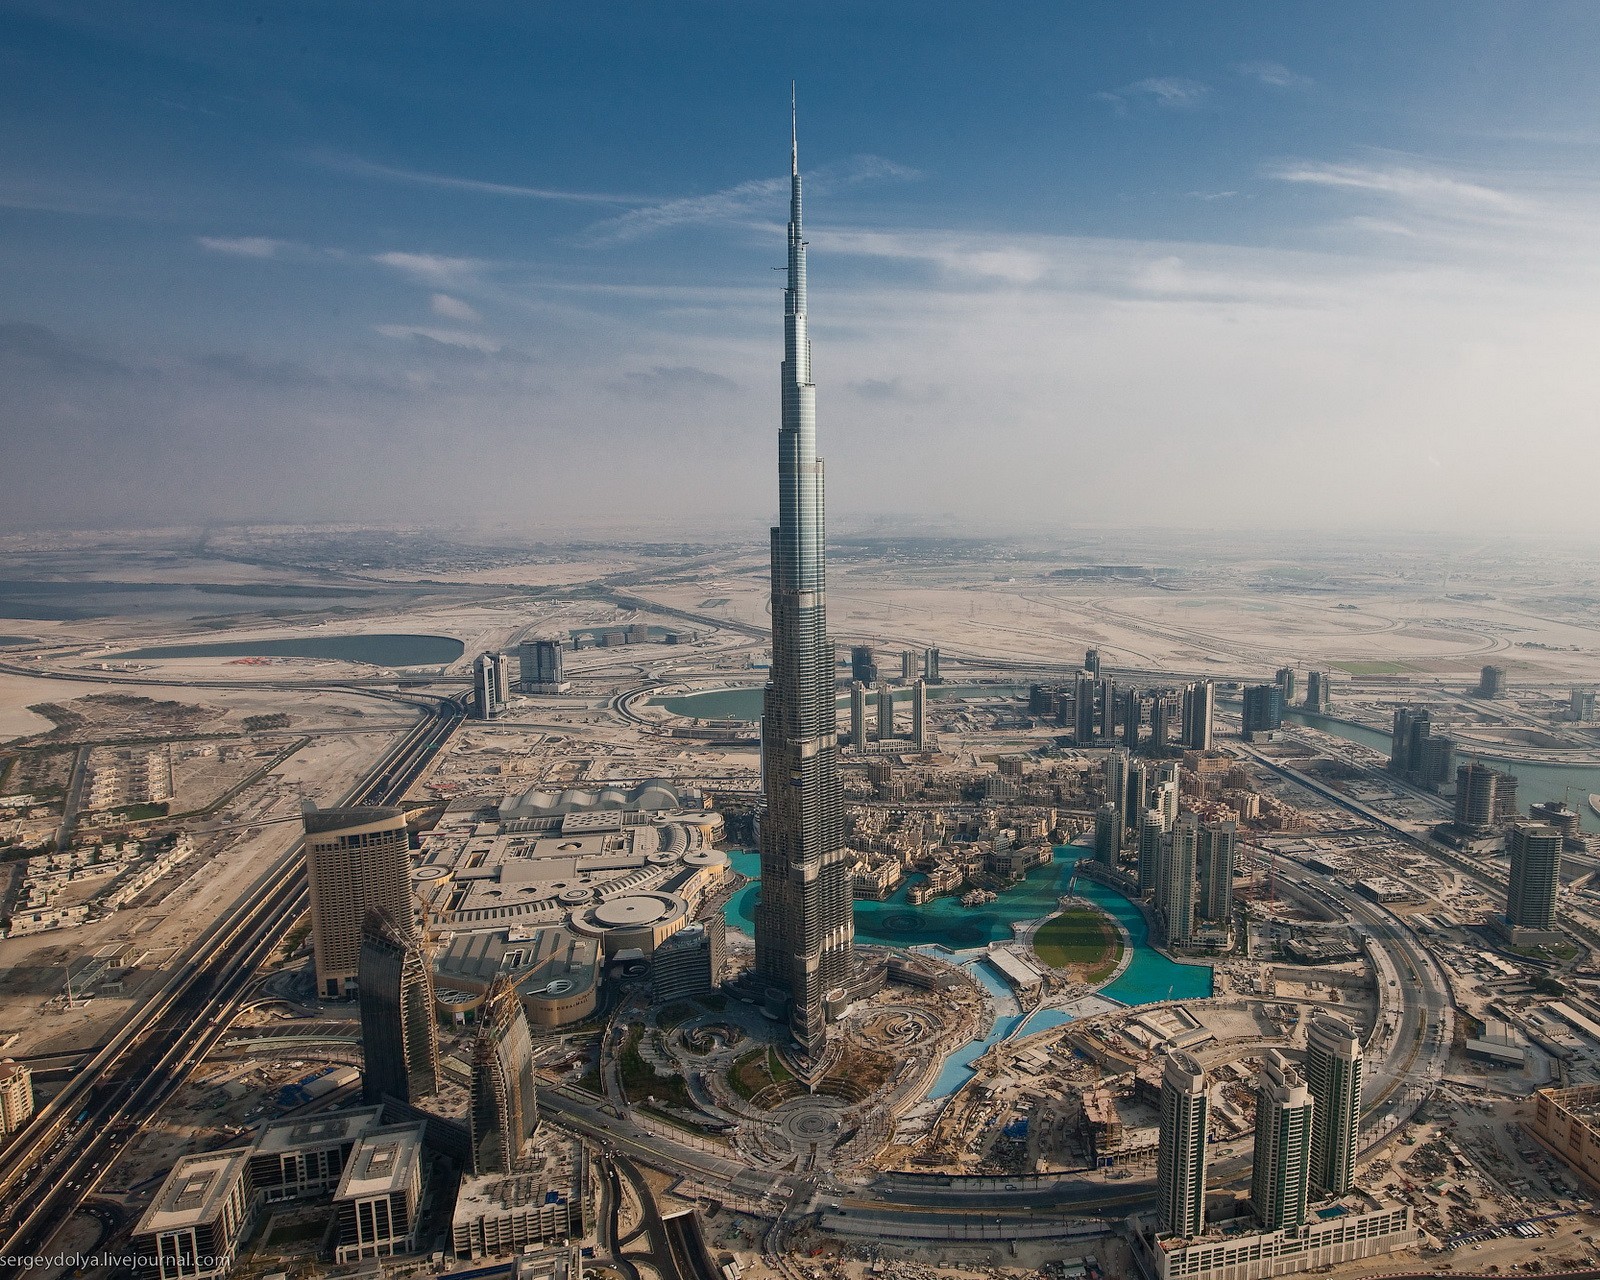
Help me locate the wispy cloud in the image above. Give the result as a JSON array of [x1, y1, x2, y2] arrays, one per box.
[[374, 324, 504, 353], [582, 155, 919, 245], [1269, 161, 1529, 216], [430, 293, 481, 322], [1187, 190, 1239, 201], [1235, 61, 1312, 90], [312, 151, 651, 205], [198, 235, 285, 258], [1096, 77, 1210, 114], [371, 251, 485, 285]]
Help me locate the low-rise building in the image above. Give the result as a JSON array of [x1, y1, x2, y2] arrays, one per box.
[[452, 1133, 588, 1259], [652, 919, 725, 1003], [1532, 1084, 1600, 1192], [433, 926, 601, 1029], [1132, 1198, 1415, 1280], [331, 1123, 428, 1263], [247, 1107, 385, 1204], [0, 1059, 34, 1135], [132, 1150, 256, 1280]]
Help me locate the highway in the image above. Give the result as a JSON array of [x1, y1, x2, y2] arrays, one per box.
[[0, 696, 464, 1277]]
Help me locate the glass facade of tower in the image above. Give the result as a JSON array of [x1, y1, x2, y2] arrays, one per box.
[[1157, 1050, 1209, 1238], [1306, 1014, 1364, 1197], [752, 116, 855, 1056], [358, 908, 440, 1106]]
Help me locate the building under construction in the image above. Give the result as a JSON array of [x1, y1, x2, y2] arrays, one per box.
[[469, 975, 539, 1177], [357, 908, 440, 1106]]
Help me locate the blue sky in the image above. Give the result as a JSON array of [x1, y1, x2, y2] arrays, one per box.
[[4, 1, 1600, 534]]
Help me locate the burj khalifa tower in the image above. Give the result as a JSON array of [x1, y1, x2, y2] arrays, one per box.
[[752, 100, 855, 1057]]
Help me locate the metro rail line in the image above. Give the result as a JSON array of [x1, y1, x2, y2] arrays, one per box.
[[0, 696, 464, 1276]]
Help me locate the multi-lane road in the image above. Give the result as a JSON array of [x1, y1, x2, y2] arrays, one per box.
[[0, 696, 463, 1277]]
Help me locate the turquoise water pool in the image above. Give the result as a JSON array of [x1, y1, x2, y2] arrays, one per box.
[[723, 846, 1213, 1096], [724, 847, 1083, 949], [926, 959, 1026, 1098]]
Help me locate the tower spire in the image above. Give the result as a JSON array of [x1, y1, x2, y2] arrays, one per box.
[[791, 81, 798, 176]]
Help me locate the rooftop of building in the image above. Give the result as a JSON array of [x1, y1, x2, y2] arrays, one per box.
[[451, 1129, 581, 1221], [413, 797, 724, 927], [1153, 1192, 1399, 1250], [252, 1105, 384, 1156], [434, 926, 601, 1004], [334, 1123, 426, 1201], [303, 805, 405, 836], [134, 1148, 252, 1235]]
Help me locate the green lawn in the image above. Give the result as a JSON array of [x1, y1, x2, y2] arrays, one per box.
[[1329, 660, 1413, 676], [1033, 907, 1122, 983]]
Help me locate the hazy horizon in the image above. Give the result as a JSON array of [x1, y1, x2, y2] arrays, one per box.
[[5, 2, 1600, 535]]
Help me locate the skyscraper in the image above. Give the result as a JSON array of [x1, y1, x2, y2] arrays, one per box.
[[1478, 664, 1506, 698], [1097, 677, 1117, 739], [923, 646, 941, 684], [1125, 757, 1149, 834], [1094, 803, 1120, 868], [1157, 1050, 1209, 1238], [1084, 647, 1101, 679], [1137, 806, 1166, 897], [1196, 819, 1238, 923], [1121, 688, 1142, 749], [304, 806, 415, 1000], [1306, 1014, 1363, 1197], [876, 683, 895, 741], [1157, 813, 1198, 947], [850, 644, 878, 686], [1103, 749, 1128, 816], [1275, 666, 1297, 707], [1074, 670, 1098, 743], [911, 678, 928, 750], [358, 908, 440, 1105], [901, 649, 917, 683], [1251, 1050, 1313, 1231], [1154, 776, 1180, 829], [469, 975, 539, 1177], [1455, 760, 1517, 831], [850, 680, 867, 749], [1181, 680, 1215, 751], [472, 652, 501, 720], [1305, 669, 1331, 713], [1505, 821, 1562, 932], [752, 106, 855, 1056], [1149, 694, 1172, 752], [1241, 684, 1284, 741], [518, 639, 568, 693]]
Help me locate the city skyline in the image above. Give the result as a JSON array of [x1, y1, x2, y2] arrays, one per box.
[[4, 3, 1600, 533]]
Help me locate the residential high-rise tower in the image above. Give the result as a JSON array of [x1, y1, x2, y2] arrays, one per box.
[[1157, 1050, 1209, 1238], [1505, 820, 1562, 933], [1250, 1049, 1314, 1231], [1306, 1014, 1363, 1196], [1196, 819, 1238, 923], [752, 104, 855, 1056]]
